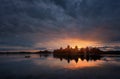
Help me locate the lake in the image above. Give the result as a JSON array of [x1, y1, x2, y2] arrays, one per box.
[[0, 54, 120, 79]]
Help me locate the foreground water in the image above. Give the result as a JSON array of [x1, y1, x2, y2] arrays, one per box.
[[0, 54, 120, 79]]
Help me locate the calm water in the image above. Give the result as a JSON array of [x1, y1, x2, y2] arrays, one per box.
[[0, 54, 120, 79]]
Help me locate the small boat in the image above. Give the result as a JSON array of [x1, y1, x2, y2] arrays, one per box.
[[25, 56, 30, 58]]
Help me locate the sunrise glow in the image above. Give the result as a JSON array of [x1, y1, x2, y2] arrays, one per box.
[[35, 38, 101, 49]]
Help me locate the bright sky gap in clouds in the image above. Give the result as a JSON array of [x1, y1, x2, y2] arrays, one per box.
[[0, 0, 120, 51]]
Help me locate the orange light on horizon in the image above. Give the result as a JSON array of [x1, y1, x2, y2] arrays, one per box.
[[35, 38, 102, 49], [60, 38, 98, 48]]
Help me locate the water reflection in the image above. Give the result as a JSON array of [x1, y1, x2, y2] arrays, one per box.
[[63, 59, 103, 69], [39, 53, 51, 58], [0, 54, 120, 79], [37, 53, 120, 70], [53, 54, 102, 63], [35, 53, 103, 70]]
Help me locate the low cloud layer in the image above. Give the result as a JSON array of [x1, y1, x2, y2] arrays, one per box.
[[0, 0, 120, 51]]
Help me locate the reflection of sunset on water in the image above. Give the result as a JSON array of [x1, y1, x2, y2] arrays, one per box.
[[63, 58, 104, 70], [33, 56, 104, 70]]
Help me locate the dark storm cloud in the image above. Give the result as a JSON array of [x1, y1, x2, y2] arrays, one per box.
[[0, 0, 120, 50], [0, 35, 33, 47]]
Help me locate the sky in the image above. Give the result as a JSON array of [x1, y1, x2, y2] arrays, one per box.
[[0, 0, 120, 51]]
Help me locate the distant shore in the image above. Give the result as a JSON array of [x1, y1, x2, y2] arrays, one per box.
[[0, 46, 120, 55], [0, 50, 120, 55]]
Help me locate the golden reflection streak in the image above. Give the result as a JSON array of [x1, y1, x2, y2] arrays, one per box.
[[63, 58, 103, 69], [34, 57, 104, 70]]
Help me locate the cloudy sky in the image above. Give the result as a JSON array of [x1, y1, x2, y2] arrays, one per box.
[[0, 0, 120, 51]]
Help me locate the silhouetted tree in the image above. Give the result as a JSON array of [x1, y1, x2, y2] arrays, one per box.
[[67, 45, 70, 49]]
